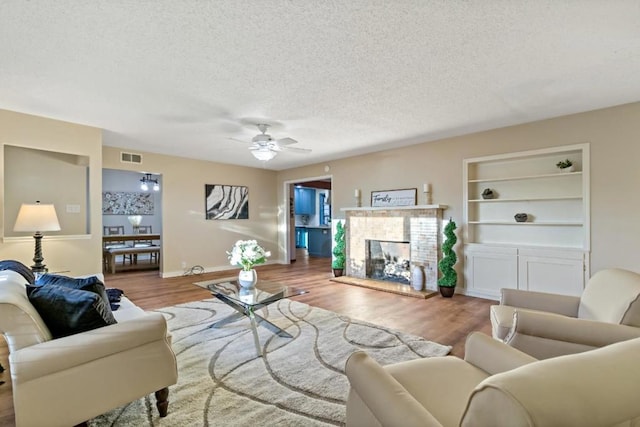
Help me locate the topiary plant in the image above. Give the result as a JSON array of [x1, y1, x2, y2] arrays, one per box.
[[438, 219, 457, 287], [332, 221, 346, 274]]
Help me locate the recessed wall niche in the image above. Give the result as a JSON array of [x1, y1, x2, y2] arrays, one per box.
[[4, 145, 90, 237]]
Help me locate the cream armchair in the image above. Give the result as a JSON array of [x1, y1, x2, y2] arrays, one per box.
[[0, 270, 178, 427], [491, 268, 640, 359], [345, 332, 640, 427]]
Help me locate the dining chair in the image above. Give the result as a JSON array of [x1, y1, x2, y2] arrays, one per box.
[[133, 225, 159, 264], [103, 225, 132, 267]]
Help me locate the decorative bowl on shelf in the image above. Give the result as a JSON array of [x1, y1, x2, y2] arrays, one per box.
[[481, 188, 495, 199], [514, 213, 528, 223]]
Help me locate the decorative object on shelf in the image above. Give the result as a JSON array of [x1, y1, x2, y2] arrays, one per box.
[[514, 213, 528, 223], [481, 188, 495, 199], [227, 240, 270, 288], [13, 201, 61, 274], [438, 218, 457, 297], [423, 183, 432, 205], [206, 184, 249, 220], [139, 173, 160, 191], [332, 221, 346, 277], [371, 188, 417, 207], [556, 159, 574, 173], [411, 265, 424, 291], [354, 188, 361, 207]]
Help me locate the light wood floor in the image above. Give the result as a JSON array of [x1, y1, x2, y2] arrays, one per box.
[[0, 252, 494, 425]]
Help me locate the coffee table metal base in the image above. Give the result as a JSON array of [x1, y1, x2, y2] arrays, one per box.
[[210, 292, 292, 356]]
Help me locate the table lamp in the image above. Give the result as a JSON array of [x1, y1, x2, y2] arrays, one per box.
[[13, 201, 61, 273]]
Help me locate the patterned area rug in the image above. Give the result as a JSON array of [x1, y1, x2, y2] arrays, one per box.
[[90, 298, 451, 426]]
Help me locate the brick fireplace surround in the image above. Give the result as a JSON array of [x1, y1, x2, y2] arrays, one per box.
[[342, 205, 448, 291]]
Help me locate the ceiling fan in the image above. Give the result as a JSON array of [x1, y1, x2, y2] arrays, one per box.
[[235, 124, 311, 161]]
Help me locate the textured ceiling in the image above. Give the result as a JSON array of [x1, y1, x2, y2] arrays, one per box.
[[1, 1, 639, 170]]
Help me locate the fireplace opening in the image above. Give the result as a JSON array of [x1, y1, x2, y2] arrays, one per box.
[[366, 240, 411, 284]]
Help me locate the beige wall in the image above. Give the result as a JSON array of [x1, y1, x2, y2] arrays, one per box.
[[3, 102, 639, 280], [5, 145, 89, 236], [277, 102, 640, 276], [101, 147, 278, 277], [0, 109, 103, 275]]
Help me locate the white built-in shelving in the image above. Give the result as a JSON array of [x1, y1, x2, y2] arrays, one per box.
[[462, 143, 590, 300]]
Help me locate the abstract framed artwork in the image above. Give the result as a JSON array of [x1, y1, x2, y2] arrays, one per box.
[[371, 188, 417, 207], [102, 192, 154, 215], [205, 184, 249, 220]]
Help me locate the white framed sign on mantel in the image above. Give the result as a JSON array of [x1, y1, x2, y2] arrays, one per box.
[[371, 188, 417, 207]]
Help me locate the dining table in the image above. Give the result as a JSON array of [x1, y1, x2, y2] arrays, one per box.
[[103, 234, 161, 273]]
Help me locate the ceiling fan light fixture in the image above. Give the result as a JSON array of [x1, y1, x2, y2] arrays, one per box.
[[252, 148, 277, 162]]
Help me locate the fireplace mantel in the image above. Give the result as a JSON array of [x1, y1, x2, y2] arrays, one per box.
[[341, 204, 448, 212]]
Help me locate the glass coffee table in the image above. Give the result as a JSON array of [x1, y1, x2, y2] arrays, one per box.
[[203, 279, 307, 356]]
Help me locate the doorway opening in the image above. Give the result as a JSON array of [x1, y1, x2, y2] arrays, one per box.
[[102, 168, 163, 275], [285, 176, 332, 264]]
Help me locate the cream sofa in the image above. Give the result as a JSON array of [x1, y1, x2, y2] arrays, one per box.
[[490, 268, 640, 359], [345, 332, 640, 427], [0, 269, 178, 427]]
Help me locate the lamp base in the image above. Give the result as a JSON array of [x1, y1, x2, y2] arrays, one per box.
[[31, 232, 48, 275]]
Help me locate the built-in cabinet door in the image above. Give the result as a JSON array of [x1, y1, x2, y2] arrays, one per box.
[[465, 244, 587, 299], [518, 248, 586, 297], [294, 188, 316, 215], [465, 245, 518, 300]]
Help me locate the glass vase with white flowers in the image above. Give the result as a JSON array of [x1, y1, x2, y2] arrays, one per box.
[[228, 240, 270, 288], [227, 239, 270, 270]]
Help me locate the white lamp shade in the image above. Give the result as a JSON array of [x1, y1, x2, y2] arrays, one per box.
[[13, 203, 61, 232], [252, 148, 277, 161]]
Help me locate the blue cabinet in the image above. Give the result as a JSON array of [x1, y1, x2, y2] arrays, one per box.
[[307, 227, 332, 257], [295, 227, 308, 248], [294, 188, 316, 215]]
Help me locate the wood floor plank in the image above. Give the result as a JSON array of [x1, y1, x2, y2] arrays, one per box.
[[0, 252, 493, 425]]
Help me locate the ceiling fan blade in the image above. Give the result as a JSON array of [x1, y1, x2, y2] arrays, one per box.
[[276, 137, 298, 146], [282, 146, 312, 154]]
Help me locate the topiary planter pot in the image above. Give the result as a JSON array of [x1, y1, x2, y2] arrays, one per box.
[[438, 286, 456, 298], [333, 268, 344, 277]]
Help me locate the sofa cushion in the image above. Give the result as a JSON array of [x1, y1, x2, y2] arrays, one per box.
[[36, 273, 112, 309], [26, 284, 117, 338], [578, 268, 640, 326]]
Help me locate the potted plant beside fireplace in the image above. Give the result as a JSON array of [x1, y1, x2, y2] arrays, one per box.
[[438, 219, 457, 297], [332, 221, 346, 277]]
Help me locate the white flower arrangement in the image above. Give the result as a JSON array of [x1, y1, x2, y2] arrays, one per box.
[[227, 240, 271, 271]]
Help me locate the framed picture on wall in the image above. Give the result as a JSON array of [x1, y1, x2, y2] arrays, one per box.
[[102, 192, 154, 215], [371, 188, 417, 207], [205, 184, 249, 219]]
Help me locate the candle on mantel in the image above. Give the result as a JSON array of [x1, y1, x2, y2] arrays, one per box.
[[423, 183, 431, 193], [354, 189, 360, 197]]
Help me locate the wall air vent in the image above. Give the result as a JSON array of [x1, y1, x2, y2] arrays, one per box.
[[120, 152, 142, 164]]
